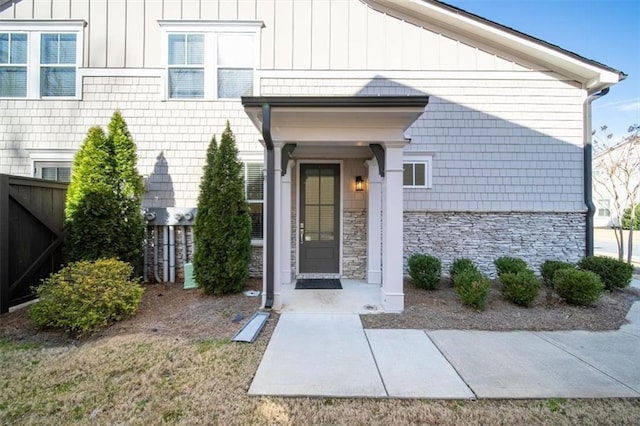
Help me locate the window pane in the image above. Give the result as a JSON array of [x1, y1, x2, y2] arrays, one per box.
[[58, 167, 71, 182], [42, 167, 57, 181], [217, 68, 253, 98], [0, 34, 7, 63], [168, 68, 204, 98], [403, 163, 414, 186], [41, 34, 58, 64], [187, 34, 204, 64], [246, 163, 263, 200], [217, 34, 253, 67], [59, 34, 76, 64], [415, 163, 425, 186], [168, 34, 185, 65], [41, 66, 76, 96], [249, 202, 263, 239], [0, 67, 27, 97], [320, 206, 334, 241], [11, 34, 27, 64]]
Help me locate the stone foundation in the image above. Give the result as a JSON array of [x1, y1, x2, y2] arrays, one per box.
[[404, 211, 586, 277], [343, 209, 367, 279]]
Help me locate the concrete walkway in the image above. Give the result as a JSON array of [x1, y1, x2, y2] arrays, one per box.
[[250, 296, 640, 399]]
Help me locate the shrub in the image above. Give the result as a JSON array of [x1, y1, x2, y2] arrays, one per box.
[[553, 268, 604, 306], [499, 269, 540, 307], [65, 111, 144, 267], [408, 254, 441, 290], [621, 204, 640, 230], [449, 258, 478, 285], [30, 258, 144, 335], [193, 122, 252, 295], [455, 269, 492, 311], [494, 256, 528, 276], [540, 260, 575, 287], [577, 256, 633, 290]]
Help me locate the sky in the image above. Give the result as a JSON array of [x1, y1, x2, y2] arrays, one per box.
[[444, 0, 640, 143]]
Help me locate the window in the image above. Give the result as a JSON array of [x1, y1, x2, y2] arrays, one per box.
[[597, 199, 611, 217], [403, 155, 433, 188], [168, 34, 204, 98], [0, 22, 84, 99], [40, 33, 77, 97], [0, 33, 27, 97], [159, 21, 261, 100], [34, 161, 72, 182], [242, 162, 264, 240]]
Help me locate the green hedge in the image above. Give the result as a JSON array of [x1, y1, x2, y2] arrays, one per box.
[[553, 268, 604, 306], [499, 269, 540, 307], [494, 256, 528, 276], [455, 269, 492, 311], [449, 258, 478, 286], [577, 256, 633, 290]]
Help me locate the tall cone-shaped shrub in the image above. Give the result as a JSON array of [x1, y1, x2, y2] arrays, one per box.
[[65, 111, 144, 267], [193, 122, 252, 294]]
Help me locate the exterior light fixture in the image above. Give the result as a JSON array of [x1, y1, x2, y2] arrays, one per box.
[[355, 176, 364, 192]]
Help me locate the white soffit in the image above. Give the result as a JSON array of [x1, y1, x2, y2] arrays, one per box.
[[365, 0, 623, 91]]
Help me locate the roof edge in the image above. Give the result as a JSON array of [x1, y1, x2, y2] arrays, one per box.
[[241, 96, 430, 108]]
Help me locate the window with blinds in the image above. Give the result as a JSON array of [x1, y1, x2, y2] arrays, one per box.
[[40, 33, 77, 97], [0, 32, 27, 97], [242, 162, 264, 240], [168, 34, 204, 99], [35, 161, 72, 182], [217, 34, 253, 99]]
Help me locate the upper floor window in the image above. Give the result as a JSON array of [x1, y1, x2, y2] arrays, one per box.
[[159, 21, 262, 100], [0, 33, 27, 97], [403, 154, 433, 188], [0, 21, 84, 99]]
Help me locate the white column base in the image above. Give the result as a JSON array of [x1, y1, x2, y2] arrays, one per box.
[[381, 288, 404, 313], [367, 270, 382, 284]]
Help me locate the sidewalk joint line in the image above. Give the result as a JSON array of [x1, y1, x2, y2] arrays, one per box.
[[362, 329, 390, 397]]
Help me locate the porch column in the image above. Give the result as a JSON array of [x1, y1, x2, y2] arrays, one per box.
[[270, 144, 284, 310], [365, 159, 382, 284], [381, 144, 405, 312], [281, 160, 293, 285]]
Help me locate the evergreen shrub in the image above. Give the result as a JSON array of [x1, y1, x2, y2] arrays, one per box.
[[578, 256, 633, 290], [449, 258, 478, 285], [499, 269, 540, 307], [494, 256, 528, 276], [455, 269, 492, 311], [553, 268, 604, 306], [30, 258, 144, 335], [408, 254, 441, 290]]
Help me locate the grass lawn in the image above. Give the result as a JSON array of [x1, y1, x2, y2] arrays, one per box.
[[1, 281, 639, 424]]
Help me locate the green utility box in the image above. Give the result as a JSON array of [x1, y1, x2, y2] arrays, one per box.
[[183, 263, 197, 289]]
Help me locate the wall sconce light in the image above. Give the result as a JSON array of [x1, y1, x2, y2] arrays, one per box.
[[355, 176, 364, 192]]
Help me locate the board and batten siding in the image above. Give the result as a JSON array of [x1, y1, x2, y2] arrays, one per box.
[[1, 0, 534, 72]]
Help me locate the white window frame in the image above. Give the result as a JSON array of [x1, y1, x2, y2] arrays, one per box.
[[29, 149, 75, 182], [0, 20, 85, 100], [158, 21, 262, 100], [403, 153, 434, 189], [240, 155, 264, 243], [597, 199, 611, 218]]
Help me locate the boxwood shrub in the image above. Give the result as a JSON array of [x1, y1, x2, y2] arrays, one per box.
[[553, 268, 604, 306], [540, 260, 575, 287], [408, 254, 441, 290], [30, 258, 144, 335], [494, 256, 528, 276], [577, 256, 633, 290], [455, 269, 492, 311], [499, 269, 540, 307], [449, 258, 478, 286]]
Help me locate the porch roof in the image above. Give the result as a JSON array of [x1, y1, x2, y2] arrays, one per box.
[[241, 96, 430, 143]]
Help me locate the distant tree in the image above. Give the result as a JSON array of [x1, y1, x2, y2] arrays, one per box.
[[593, 124, 640, 263], [193, 122, 252, 294], [65, 111, 144, 268]]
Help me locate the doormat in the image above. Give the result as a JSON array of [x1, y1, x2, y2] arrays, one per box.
[[295, 279, 342, 290]]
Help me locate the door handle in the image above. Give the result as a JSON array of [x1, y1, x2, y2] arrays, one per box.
[[300, 223, 304, 244]]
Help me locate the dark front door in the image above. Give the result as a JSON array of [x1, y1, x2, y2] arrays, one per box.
[[299, 163, 340, 274]]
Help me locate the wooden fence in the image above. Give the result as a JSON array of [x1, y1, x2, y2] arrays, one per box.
[[0, 175, 67, 313]]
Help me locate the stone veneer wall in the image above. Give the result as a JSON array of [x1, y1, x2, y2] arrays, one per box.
[[343, 209, 367, 279], [404, 212, 586, 277]]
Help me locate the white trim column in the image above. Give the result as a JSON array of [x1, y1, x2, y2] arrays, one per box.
[[281, 160, 293, 285], [365, 159, 382, 284], [270, 144, 284, 310], [381, 143, 406, 312]]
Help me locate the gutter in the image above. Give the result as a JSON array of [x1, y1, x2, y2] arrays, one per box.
[[584, 87, 610, 257], [261, 104, 274, 308]]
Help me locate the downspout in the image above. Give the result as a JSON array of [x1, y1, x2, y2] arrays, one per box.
[[262, 104, 275, 308], [584, 87, 610, 257]]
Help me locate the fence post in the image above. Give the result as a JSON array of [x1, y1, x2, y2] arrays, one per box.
[[0, 175, 9, 313]]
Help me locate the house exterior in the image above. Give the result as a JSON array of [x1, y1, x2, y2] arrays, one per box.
[[593, 134, 640, 228], [0, 0, 625, 312]]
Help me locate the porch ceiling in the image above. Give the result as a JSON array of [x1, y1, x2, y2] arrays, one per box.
[[242, 96, 430, 144]]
